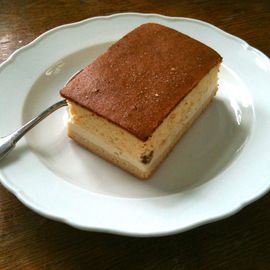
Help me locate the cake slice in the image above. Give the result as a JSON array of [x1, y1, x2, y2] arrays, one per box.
[[60, 23, 222, 179]]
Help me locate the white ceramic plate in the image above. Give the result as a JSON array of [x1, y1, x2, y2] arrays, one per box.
[[0, 13, 270, 237]]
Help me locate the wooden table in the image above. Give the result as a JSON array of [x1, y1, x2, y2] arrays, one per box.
[[0, 1, 269, 269]]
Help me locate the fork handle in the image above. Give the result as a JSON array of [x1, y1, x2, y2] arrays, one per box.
[[0, 99, 67, 161]]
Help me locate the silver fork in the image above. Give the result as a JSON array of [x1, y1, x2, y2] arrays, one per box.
[[0, 99, 67, 161], [0, 70, 83, 161]]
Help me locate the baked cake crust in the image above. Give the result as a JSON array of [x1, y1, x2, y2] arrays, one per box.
[[60, 23, 222, 141]]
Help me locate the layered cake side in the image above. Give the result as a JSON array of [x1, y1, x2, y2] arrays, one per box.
[[61, 23, 222, 179]]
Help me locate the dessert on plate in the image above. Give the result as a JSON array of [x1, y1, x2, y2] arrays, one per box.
[[60, 23, 222, 179]]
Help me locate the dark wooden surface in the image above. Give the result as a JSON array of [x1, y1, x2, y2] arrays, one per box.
[[0, 1, 270, 269]]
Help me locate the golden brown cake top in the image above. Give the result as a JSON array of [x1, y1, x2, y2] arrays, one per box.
[[60, 23, 222, 141]]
